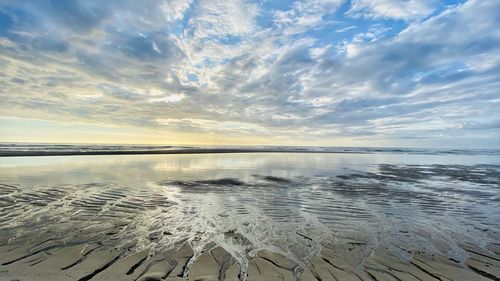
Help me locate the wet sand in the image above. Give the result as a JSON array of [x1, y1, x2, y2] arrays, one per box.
[[1, 237, 499, 280], [1, 153, 499, 280]]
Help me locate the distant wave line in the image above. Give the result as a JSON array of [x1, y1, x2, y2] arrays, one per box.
[[0, 146, 499, 157]]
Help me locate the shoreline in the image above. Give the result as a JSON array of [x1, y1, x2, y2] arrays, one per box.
[[0, 148, 369, 157], [2, 148, 499, 157]]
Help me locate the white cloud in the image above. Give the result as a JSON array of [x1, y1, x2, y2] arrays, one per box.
[[336, 26, 357, 32], [148, 93, 186, 103], [186, 0, 258, 39], [274, 0, 344, 34], [159, 0, 193, 22], [347, 0, 438, 21]]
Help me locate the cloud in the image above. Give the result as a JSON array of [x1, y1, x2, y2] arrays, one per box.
[[186, 0, 258, 39], [336, 26, 357, 32], [347, 0, 439, 21], [0, 0, 499, 147], [113, 32, 185, 61], [273, 0, 344, 34], [149, 93, 186, 103], [458, 119, 500, 131]]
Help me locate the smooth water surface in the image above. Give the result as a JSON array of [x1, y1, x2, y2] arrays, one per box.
[[1, 152, 499, 268]]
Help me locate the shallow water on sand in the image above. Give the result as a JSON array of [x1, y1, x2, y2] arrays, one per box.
[[0, 152, 499, 280]]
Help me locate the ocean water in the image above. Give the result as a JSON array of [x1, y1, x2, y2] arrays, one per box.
[[1, 143, 500, 156], [0, 147, 499, 275]]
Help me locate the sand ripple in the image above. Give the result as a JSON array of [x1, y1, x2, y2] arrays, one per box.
[[1, 164, 500, 280]]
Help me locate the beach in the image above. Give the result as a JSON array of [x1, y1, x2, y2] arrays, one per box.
[[1, 150, 499, 280], [2, 0, 499, 279]]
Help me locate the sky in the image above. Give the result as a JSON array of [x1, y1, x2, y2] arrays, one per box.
[[0, 0, 499, 148]]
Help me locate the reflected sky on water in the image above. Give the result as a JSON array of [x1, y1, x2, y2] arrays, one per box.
[[0, 152, 499, 265]]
